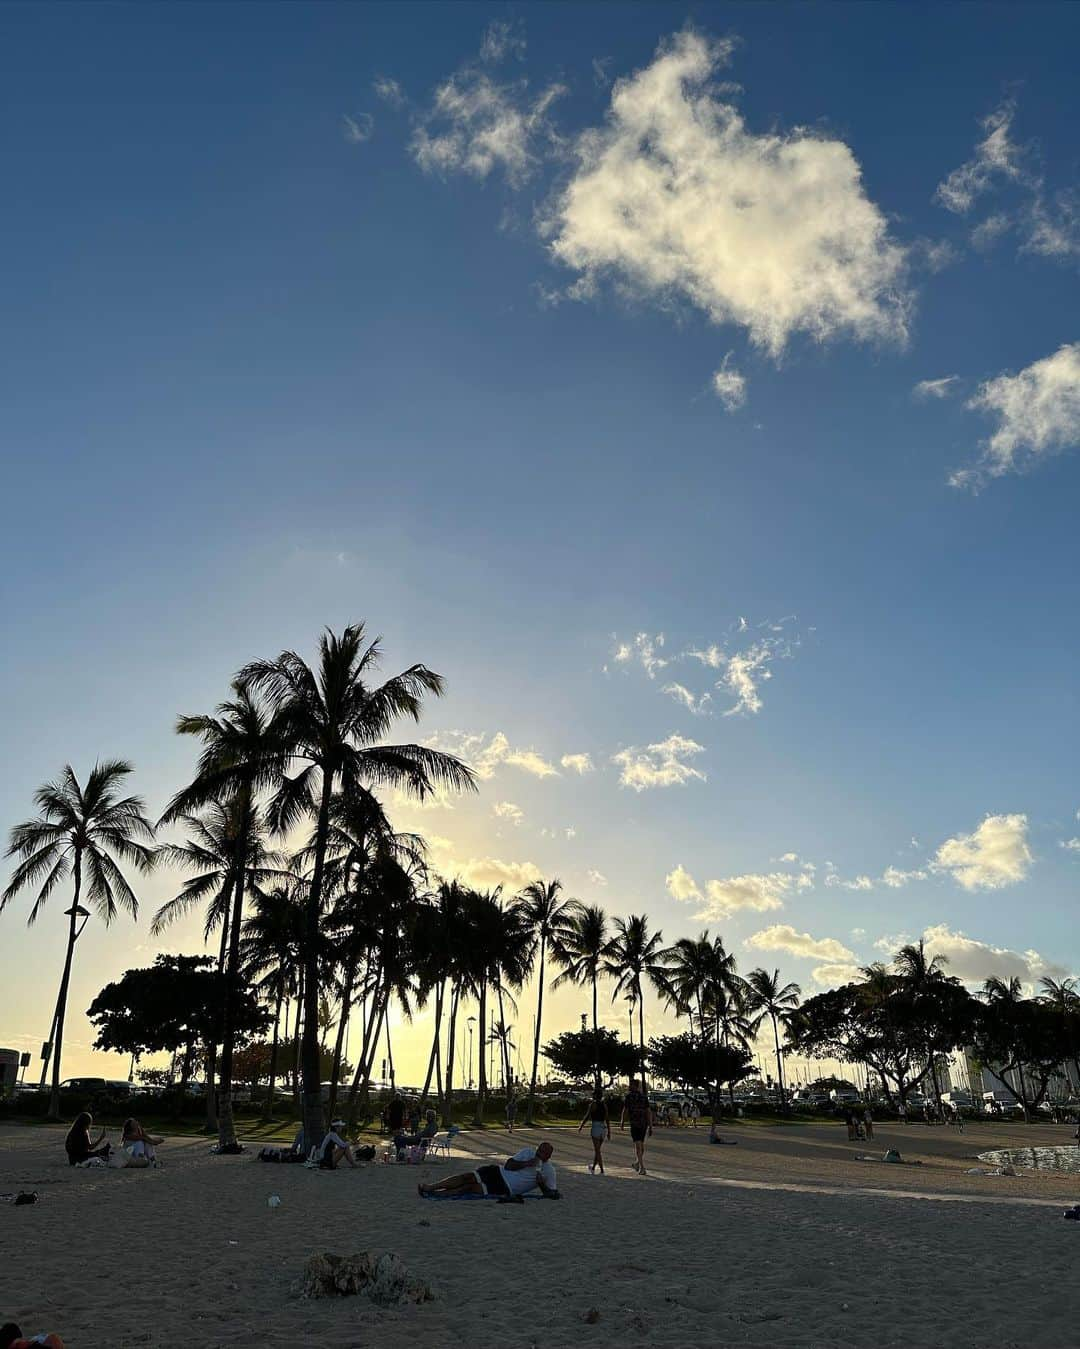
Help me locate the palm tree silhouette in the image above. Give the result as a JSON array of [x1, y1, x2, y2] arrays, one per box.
[[240, 875, 305, 1116], [745, 967, 801, 1110], [159, 685, 282, 1148], [3, 761, 156, 1118], [153, 798, 283, 1130], [553, 903, 610, 1037], [604, 913, 667, 1079], [237, 624, 474, 1148], [513, 878, 574, 1124]]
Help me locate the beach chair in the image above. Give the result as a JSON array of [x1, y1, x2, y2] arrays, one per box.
[[426, 1125, 460, 1159]]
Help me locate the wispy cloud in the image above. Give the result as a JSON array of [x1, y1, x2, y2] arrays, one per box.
[[912, 375, 958, 400], [493, 801, 524, 826], [373, 76, 406, 109], [586, 868, 608, 886], [543, 30, 909, 358], [662, 682, 713, 716], [427, 730, 560, 780], [952, 343, 1080, 488], [611, 632, 669, 678], [935, 99, 1026, 214], [342, 113, 374, 144], [712, 354, 747, 411], [560, 753, 594, 775], [411, 28, 564, 186], [613, 734, 706, 791]]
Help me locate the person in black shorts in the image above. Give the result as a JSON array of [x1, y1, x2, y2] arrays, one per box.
[[620, 1078, 652, 1175], [418, 1142, 558, 1198]]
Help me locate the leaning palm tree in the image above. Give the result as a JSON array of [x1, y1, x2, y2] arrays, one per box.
[[745, 967, 801, 1110], [158, 685, 283, 1148], [552, 903, 609, 1035], [2, 761, 156, 1119], [239, 623, 476, 1148], [513, 878, 574, 1124], [604, 913, 668, 1078]]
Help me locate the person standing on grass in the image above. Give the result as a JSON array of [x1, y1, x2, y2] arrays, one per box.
[[579, 1089, 610, 1173], [620, 1077, 652, 1175]]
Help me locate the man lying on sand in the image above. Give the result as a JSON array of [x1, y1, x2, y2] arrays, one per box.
[[419, 1142, 560, 1200]]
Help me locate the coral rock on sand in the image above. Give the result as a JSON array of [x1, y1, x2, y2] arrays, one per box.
[[294, 1252, 434, 1305]]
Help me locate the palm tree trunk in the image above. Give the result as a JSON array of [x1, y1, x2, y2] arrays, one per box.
[[204, 900, 231, 1132], [385, 1015, 395, 1090], [771, 1013, 787, 1112], [474, 979, 489, 1126], [327, 950, 357, 1121], [263, 984, 283, 1120], [420, 983, 443, 1105], [300, 770, 336, 1151], [443, 986, 459, 1128], [637, 981, 646, 1083], [292, 966, 304, 1106], [47, 850, 83, 1121], [526, 935, 546, 1124], [216, 811, 251, 1150]]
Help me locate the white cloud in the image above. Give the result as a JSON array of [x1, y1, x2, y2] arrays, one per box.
[[493, 801, 524, 826], [427, 730, 560, 780], [919, 922, 1068, 988], [560, 753, 594, 775], [1060, 838, 1080, 854], [935, 98, 1079, 263], [932, 813, 1033, 891], [544, 30, 909, 359], [479, 18, 526, 63], [778, 852, 800, 864], [373, 76, 406, 108], [812, 962, 865, 987], [662, 682, 713, 716], [953, 343, 1080, 487], [613, 733, 706, 791], [935, 100, 1026, 215], [612, 632, 669, 678], [412, 33, 564, 186], [342, 113, 374, 144], [712, 354, 747, 411], [746, 924, 855, 964], [586, 868, 608, 886], [687, 626, 798, 717], [912, 375, 958, 400], [666, 865, 797, 918], [880, 865, 927, 888]]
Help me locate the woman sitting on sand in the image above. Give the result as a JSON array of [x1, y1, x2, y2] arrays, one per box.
[[64, 1112, 110, 1166], [121, 1118, 164, 1163], [314, 1121, 359, 1169], [578, 1090, 610, 1174]]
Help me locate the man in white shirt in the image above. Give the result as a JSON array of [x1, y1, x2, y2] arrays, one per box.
[[418, 1141, 560, 1199]]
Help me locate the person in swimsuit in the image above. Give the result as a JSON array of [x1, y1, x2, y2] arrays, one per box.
[[619, 1078, 652, 1175], [64, 1112, 109, 1166], [578, 1089, 610, 1174]]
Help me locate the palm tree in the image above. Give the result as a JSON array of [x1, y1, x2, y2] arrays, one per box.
[[553, 903, 609, 1036], [153, 799, 282, 1130], [604, 913, 667, 1079], [3, 761, 156, 1118], [894, 939, 950, 1106], [237, 623, 475, 1148], [240, 876, 305, 1117], [513, 878, 574, 1124], [158, 685, 282, 1148], [663, 932, 722, 1037], [745, 967, 801, 1110]]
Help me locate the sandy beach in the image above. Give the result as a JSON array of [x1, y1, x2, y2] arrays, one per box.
[[4, 1119, 1080, 1348]]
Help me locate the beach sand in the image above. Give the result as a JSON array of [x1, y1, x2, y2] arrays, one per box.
[[3, 1119, 1080, 1348]]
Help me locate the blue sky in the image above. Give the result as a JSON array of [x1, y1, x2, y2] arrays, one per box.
[[2, 2, 1079, 1081]]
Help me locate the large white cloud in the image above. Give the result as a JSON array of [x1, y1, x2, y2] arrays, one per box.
[[666, 864, 800, 918], [932, 813, 1033, 891], [745, 924, 855, 964], [543, 30, 909, 358], [613, 734, 706, 791], [919, 922, 1068, 987], [427, 835, 542, 891], [952, 343, 1080, 487]]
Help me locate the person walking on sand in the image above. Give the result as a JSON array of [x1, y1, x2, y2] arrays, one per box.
[[579, 1089, 611, 1173], [620, 1078, 652, 1175]]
